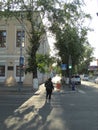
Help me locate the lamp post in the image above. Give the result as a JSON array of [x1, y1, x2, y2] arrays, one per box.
[[18, 9, 24, 91]]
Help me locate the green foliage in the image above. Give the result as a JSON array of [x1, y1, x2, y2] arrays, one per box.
[[36, 54, 53, 73], [78, 44, 94, 74], [0, 0, 49, 78], [48, 0, 94, 75], [25, 53, 55, 74], [0, 0, 94, 77]]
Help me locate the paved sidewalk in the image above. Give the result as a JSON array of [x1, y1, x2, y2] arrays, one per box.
[[58, 83, 77, 91], [0, 82, 77, 94], [0, 84, 36, 95]]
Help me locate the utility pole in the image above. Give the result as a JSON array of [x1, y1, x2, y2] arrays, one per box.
[[19, 7, 24, 91], [68, 55, 72, 87]]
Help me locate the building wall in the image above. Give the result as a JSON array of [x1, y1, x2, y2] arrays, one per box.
[[0, 16, 50, 86]]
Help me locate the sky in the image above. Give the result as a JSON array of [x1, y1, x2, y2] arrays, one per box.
[[83, 0, 98, 59]]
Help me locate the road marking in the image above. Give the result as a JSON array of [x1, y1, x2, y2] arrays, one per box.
[[78, 89, 86, 94]]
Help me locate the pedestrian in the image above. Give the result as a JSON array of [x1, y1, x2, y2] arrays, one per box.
[[45, 78, 54, 102], [71, 76, 75, 90], [61, 76, 65, 88]]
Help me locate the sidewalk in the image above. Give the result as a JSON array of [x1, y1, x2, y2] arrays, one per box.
[[56, 83, 77, 92], [0, 82, 77, 94], [0, 84, 36, 94]]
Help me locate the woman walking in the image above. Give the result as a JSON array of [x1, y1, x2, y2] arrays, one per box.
[[45, 78, 54, 102]]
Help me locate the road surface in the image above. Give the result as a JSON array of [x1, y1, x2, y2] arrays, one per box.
[[0, 82, 98, 130]]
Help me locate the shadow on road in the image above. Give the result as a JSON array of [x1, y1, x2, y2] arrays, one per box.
[[1, 93, 53, 130]]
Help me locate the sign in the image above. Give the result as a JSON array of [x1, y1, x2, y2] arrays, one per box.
[[20, 56, 24, 65], [61, 64, 67, 70]]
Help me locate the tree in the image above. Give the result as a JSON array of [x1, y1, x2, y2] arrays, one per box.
[[0, 0, 60, 86], [0, 0, 94, 80], [48, 0, 94, 75], [78, 43, 94, 74]]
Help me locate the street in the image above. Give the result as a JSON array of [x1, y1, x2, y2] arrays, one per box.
[[0, 81, 98, 130]]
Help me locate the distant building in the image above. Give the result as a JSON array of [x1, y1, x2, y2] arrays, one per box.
[[0, 12, 50, 86], [89, 59, 98, 74]]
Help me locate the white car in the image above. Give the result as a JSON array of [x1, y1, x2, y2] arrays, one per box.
[[65, 75, 81, 85], [94, 77, 98, 83], [83, 75, 89, 81], [71, 75, 81, 85]]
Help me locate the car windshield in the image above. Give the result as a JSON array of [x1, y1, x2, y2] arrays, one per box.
[[75, 76, 80, 78]]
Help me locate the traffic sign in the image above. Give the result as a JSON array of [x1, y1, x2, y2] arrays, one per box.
[[61, 64, 67, 70], [20, 56, 24, 65]]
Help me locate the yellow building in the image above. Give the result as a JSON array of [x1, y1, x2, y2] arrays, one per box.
[[0, 14, 50, 86]]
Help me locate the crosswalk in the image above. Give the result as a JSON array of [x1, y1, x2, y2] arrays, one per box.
[[59, 88, 86, 94], [77, 89, 86, 94]]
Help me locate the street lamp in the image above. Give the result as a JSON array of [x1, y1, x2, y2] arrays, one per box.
[[18, 10, 24, 91]]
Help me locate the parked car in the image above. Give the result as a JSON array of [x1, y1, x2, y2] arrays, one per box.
[[94, 77, 98, 83], [82, 74, 89, 81], [71, 75, 81, 85], [65, 75, 81, 85]]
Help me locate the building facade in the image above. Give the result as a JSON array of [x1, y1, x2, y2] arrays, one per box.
[[0, 15, 50, 86]]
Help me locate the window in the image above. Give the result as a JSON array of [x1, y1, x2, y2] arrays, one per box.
[[0, 30, 6, 48], [16, 30, 25, 47], [0, 65, 5, 77], [16, 65, 24, 77]]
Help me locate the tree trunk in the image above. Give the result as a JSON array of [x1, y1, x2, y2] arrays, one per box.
[[33, 64, 37, 79], [32, 59, 39, 89]]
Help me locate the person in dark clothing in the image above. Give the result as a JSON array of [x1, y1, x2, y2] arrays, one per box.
[[45, 78, 54, 102]]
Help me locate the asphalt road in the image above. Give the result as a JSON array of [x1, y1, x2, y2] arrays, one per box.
[[0, 82, 98, 130]]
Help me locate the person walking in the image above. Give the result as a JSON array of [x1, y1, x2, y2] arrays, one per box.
[[71, 76, 75, 90], [45, 78, 54, 102]]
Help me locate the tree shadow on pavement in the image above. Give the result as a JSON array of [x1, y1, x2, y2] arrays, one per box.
[[2, 98, 53, 130], [27, 101, 53, 130], [38, 101, 53, 123]]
